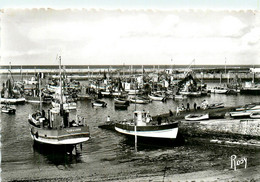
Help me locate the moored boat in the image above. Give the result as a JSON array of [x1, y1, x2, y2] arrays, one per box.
[[28, 55, 90, 153], [209, 87, 228, 94], [185, 113, 209, 121], [208, 102, 224, 109], [230, 103, 260, 118], [1, 104, 16, 114], [129, 97, 150, 104], [28, 108, 90, 151], [92, 99, 107, 107], [0, 97, 26, 104], [179, 91, 202, 97], [115, 110, 179, 139], [114, 98, 129, 105], [148, 94, 166, 101], [250, 112, 260, 119]]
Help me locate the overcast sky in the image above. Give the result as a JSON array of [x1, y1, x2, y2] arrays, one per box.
[[1, 9, 260, 65]]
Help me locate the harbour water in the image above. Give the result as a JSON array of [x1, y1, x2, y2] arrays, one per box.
[[1, 79, 260, 180]]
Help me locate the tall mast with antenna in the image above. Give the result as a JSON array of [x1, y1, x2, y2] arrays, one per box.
[[59, 55, 63, 115]]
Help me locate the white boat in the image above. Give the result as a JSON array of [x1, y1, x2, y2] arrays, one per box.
[[28, 55, 90, 153], [0, 97, 26, 104], [28, 108, 90, 151], [209, 87, 228, 94], [230, 103, 260, 118], [114, 98, 129, 105], [115, 110, 179, 139], [250, 112, 260, 119], [101, 91, 111, 97], [92, 100, 107, 107], [185, 113, 209, 121], [24, 77, 38, 85], [148, 94, 165, 101], [129, 97, 150, 104], [1, 104, 16, 114], [179, 91, 201, 97], [208, 102, 224, 109]]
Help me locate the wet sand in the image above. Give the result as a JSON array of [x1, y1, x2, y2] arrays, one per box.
[[2, 163, 259, 181]]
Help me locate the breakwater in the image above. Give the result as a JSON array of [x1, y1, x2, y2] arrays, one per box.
[[1, 67, 259, 81]]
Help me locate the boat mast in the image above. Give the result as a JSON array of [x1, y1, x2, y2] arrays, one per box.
[[39, 72, 42, 111], [59, 55, 63, 115]]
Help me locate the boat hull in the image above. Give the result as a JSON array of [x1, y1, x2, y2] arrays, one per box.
[[185, 114, 209, 121], [1, 107, 16, 114], [179, 91, 201, 97], [240, 88, 260, 95], [115, 122, 178, 139], [28, 122, 90, 145], [129, 98, 149, 104], [230, 108, 260, 118], [148, 95, 165, 101], [0, 97, 26, 104]]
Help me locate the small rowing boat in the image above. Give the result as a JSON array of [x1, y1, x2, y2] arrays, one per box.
[[250, 112, 260, 119], [92, 99, 107, 107], [1, 104, 16, 114], [185, 113, 209, 121]]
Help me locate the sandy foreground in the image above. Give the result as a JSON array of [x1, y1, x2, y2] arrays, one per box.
[[2, 163, 259, 182]]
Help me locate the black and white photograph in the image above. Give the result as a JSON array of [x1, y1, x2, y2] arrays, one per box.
[[1, 1, 260, 181]]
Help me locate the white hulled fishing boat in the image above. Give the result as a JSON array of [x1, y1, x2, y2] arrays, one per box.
[[115, 110, 178, 139], [28, 55, 90, 153]]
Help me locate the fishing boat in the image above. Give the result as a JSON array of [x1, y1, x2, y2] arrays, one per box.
[[148, 94, 166, 101], [1, 77, 26, 104], [1, 103, 16, 114], [250, 112, 260, 119], [28, 55, 90, 153], [185, 113, 209, 121], [230, 103, 260, 118], [92, 99, 107, 107], [28, 108, 90, 153], [115, 110, 179, 139]]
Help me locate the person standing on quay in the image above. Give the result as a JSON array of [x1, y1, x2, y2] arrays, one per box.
[[186, 103, 190, 111], [194, 102, 197, 111], [176, 106, 180, 116]]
